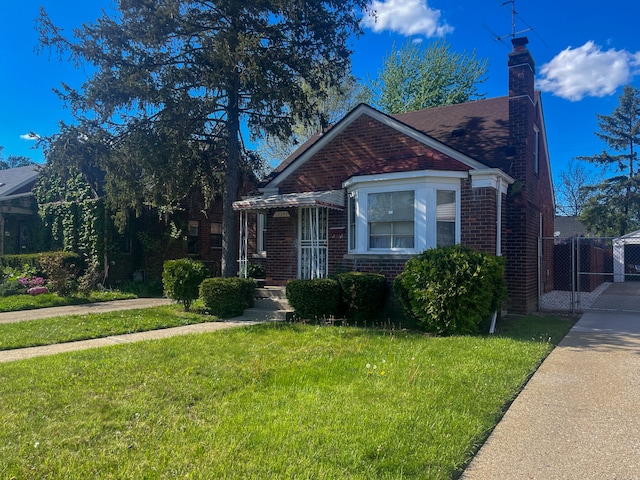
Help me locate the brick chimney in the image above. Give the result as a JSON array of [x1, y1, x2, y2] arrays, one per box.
[[507, 36, 535, 185], [505, 36, 540, 314]]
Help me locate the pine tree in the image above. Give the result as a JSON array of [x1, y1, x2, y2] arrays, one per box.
[[579, 85, 640, 236], [37, 0, 369, 275]]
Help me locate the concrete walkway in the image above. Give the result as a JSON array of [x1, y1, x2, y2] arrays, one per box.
[[462, 310, 640, 479], [0, 298, 261, 363]]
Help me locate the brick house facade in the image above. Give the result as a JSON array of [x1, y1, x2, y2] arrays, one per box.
[[234, 37, 554, 314]]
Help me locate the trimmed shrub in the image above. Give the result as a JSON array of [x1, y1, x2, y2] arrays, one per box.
[[0, 252, 81, 275], [246, 263, 266, 279], [200, 277, 255, 318], [286, 278, 339, 320], [38, 251, 81, 296], [393, 245, 506, 335], [334, 272, 388, 321], [162, 259, 208, 311]]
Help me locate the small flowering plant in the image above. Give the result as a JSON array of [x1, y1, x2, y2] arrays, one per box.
[[365, 358, 388, 377], [18, 276, 46, 288], [1, 264, 48, 296]]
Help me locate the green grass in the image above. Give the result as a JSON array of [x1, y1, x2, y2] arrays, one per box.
[[0, 315, 574, 479], [0, 291, 138, 313], [0, 306, 216, 351]]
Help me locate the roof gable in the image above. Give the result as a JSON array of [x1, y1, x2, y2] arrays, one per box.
[[263, 104, 489, 192]]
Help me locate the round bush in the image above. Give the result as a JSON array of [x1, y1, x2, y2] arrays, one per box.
[[162, 258, 208, 311], [200, 277, 255, 318], [393, 245, 506, 335], [334, 272, 387, 321], [285, 278, 339, 320]]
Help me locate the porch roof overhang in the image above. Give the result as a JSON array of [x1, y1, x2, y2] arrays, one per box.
[[233, 189, 345, 212]]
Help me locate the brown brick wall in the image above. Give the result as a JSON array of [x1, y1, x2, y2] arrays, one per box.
[[277, 115, 469, 194], [506, 44, 555, 313]]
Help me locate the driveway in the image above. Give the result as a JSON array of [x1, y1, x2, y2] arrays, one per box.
[[461, 309, 640, 479]]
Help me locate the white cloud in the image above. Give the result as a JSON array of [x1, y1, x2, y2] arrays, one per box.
[[20, 132, 40, 141], [363, 0, 453, 38], [537, 41, 640, 101]]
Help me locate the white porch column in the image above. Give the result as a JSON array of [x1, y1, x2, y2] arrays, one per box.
[[238, 210, 248, 277]]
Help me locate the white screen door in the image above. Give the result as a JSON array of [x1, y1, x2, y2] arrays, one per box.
[[298, 207, 328, 279]]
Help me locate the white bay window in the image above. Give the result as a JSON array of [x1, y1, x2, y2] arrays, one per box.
[[344, 171, 462, 254]]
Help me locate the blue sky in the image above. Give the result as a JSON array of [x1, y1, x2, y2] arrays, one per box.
[[1, 0, 639, 198]]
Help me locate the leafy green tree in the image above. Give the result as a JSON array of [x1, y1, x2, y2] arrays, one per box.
[[257, 75, 368, 167], [556, 158, 599, 216], [579, 85, 640, 236], [37, 0, 369, 276], [366, 39, 488, 114], [0, 146, 35, 170]]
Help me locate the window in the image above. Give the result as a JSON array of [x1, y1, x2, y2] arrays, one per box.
[[368, 191, 415, 249], [348, 195, 356, 251], [257, 213, 266, 253], [345, 173, 461, 254], [436, 190, 456, 247], [188, 220, 199, 254], [210, 222, 222, 249]]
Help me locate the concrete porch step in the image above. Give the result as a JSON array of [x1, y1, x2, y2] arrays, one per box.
[[254, 286, 288, 299], [234, 286, 292, 322]]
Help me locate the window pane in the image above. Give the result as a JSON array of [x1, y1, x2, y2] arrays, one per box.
[[349, 197, 356, 250], [370, 222, 391, 234], [437, 221, 455, 247], [394, 221, 414, 234], [368, 191, 414, 222], [393, 236, 414, 248], [436, 191, 456, 221], [369, 236, 390, 249]]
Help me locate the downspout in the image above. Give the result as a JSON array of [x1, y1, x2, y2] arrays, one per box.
[[489, 183, 503, 334]]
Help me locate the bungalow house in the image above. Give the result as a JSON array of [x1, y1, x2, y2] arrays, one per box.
[[234, 37, 555, 314], [0, 164, 41, 255]]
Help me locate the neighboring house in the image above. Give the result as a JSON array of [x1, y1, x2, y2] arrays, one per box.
[[0, 165, 41, 256], [554, 215, 589, 239], [235, 36, 554, 314]]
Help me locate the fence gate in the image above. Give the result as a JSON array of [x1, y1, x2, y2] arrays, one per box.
[[539, 235, 640, 313]]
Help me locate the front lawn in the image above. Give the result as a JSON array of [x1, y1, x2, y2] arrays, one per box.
[[0, 305, 215, 351], [0, 291, 137, 313], [0, 316, 574, 479]]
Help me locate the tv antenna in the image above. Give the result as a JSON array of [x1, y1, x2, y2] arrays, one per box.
[[484, 0, 548, 48]]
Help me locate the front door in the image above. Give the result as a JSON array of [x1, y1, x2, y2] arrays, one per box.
[[298, 207, 328, 279]]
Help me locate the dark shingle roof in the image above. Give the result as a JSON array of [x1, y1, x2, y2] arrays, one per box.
[[392, 96, 511, 170], [0, 165, 40, 199], [265, 94, 528, 185]]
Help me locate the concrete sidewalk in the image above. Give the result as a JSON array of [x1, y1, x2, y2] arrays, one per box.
[[461, 310, 640, 479], [0, 298, 261, 363], [0, 298, 173, 324]]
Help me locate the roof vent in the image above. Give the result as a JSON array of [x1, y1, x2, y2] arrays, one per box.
[[451, 128, 466, 137]]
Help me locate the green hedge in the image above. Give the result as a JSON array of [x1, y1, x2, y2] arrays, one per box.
[[0, 251, 81, 274], [162, 259, 208, 311], [286, 278, 340, 320], [393, 245, 506, 335], [200, 277, 255, 318], [334, 272, 387, 321]]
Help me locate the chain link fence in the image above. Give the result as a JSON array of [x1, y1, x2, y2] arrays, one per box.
[[539, 235, 640, 313]]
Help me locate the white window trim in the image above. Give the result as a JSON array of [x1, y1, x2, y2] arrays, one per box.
[[346, 174, 461, 255], [256, 213, 266, 254]]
